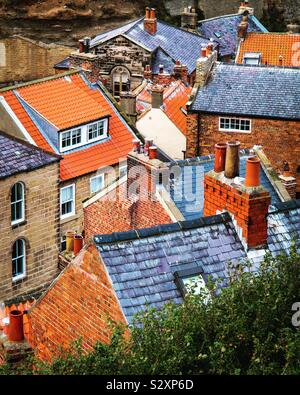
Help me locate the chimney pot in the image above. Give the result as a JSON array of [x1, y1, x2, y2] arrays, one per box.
[[201, 45, 207, 58], [8, 310, 24, 342], [150, 8, 156, 19], [245, 156, 261, 187], [225, 141, 240, 179], [149, 146, 158, 160], [73, 234, 84, 255], [79, 39, 85, 53], [66, 231, 75, 253], [145, 7, 150, 19], [214, 143, 227, 173], [132, 139, 141, 153], [145, 138, 154, 155]]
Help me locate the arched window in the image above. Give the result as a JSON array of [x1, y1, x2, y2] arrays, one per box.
[[111, 67, 130, 98], [12, 239, 26, 280], [11, 182, 25, 225]]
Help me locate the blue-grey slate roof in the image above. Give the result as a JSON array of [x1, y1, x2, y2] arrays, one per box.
[[151, 47, 175, 75], [169, 152, 282, 221], [190, 63, 300, 120], [95, 200, 300, 324], [95, 213, 246, 324], [0, 131, 59, 179], [198, 14, 268, 57], [91, 18, 212, 74]]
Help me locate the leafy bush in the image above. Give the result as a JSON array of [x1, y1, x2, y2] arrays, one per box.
[[1, 247, 300, 375]]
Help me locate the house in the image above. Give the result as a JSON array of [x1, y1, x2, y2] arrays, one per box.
[[59, 7, 212, 96], [197, 1, 268, 61], [82, 137, 291, 241], [235, 32, 300, 67], [185, 45, 300, 198], [10, 143, 299, 362], [0, 131, 60, 301], [0, 71, 138, 249], [135, 80, 192, 159]]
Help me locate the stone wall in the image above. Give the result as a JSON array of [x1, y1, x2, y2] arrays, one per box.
[[186, 113, 300, 194], [0, 162, 60, 301], [0, 35, 72, 85]]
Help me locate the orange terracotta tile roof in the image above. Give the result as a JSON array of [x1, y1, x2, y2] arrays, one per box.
[[237, 32, 300, 67], [0, 72, 136, 181], [137, 81, 191, 135]]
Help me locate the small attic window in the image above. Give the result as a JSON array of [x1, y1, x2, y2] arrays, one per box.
[[174, 267, 210, 303], [214, 31, 222, 38], [243, 52, 261, 66]]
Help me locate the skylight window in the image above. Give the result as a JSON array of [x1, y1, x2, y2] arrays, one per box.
[[214, 31, 222, 38], [243, 52, 261, 66], [174, 267, 211, 303]]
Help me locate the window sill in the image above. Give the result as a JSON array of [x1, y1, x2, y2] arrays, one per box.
[[219, 130, 251, 134], [11, 220, 27, 229], [60, 213, 79, 225], [12, 274, 26, 284]]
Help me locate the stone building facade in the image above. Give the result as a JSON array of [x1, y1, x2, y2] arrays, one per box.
[[0, 132, 60, 301], [0, 35, 72, 86]]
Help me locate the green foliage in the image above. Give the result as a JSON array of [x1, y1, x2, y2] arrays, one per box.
[[1, 247, 300, 375]]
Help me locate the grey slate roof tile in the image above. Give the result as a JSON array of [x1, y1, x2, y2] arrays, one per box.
[[190, 63, 300, 120], [0, 131, 59, 179]]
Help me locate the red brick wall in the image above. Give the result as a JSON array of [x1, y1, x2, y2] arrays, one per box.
[[204, 174, 271, 248], [28, 244, 127, 362], [186, 113, 300, 192], [84, 181, 172, 242]]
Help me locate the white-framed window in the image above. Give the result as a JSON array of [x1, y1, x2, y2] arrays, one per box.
[[61, 128, 82, 152], [90, 174, 104, 194], [243, 52, 261, 66], [60, 184, 75, 219], [11, 182, 25, 225], [88, 121, 105, 142], [219, 117, 251, 133], [59, 119, 109, 153], [12, 239, 26, 281]]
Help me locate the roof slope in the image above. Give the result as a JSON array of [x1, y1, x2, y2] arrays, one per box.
[[236, 32, 300, 67], [170, 152, 282, 221], [95, 213, 246, 324], [0, 72, 136, 181], [0, 131, 59, 179], [190, 63, 300, 120], [198, 14, 268, 57], [91, 18, 211, 74]]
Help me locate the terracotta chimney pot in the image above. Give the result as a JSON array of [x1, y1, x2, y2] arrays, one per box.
[[245, 156, 261, 187], [149, 146, 158, 160], [8, 310, 24, 342], [132, 139, 141, 153], [73, 235, 84, 256], [150, 8, 156, 19], [66, 231, 75, 253], [201, 45, 207, 58], [225, 141, 240, 179], [214, 143, 227, 173]]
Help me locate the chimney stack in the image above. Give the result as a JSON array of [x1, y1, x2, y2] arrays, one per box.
[[204, 143, 271, 249], [181, 5, 198, 31], [238, 1, 254, 15], [238, 15, 249, 39], [225, 141, 240, 179], [279, 162, 297, 199], [144, 64, 152, 80], [120, 91, 138, 125], [144, 7, 157, 35], [151, 85, 164, 108], [173, 60, 188, 83], [195, 43, 217, 87]]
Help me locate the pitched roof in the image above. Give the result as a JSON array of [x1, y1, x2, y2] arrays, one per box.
[[0, 72, 137, 181], [94, 199, 300, 324], [236, 32, 300, 67], [137, 81, 191, 135], [91, 18, 211, 74], [190, 62, 300, 120], [95, 213, 246, 324], [169, 151, 282, 221], [198, 14, 268, 57], [0, 131, 59, 179]]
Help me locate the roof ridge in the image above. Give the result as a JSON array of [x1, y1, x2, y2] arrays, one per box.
[[0, 130, 61, 160], [219, 62, 300, 72], [271, 199, 300, 213], [94, 213, 231, 245], [199, 13, 240, 23], [0, 70, 80, 93]]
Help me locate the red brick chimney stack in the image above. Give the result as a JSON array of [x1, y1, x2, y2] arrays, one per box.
[[204, 143, 271, 249], [238, 15, 249, 39], [144, 7, 157, 35]]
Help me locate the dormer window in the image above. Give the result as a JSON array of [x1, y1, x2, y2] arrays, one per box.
[[59, 118, 109, 153], [243, 52, 261, 66], [88, 120, 105, 141]]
